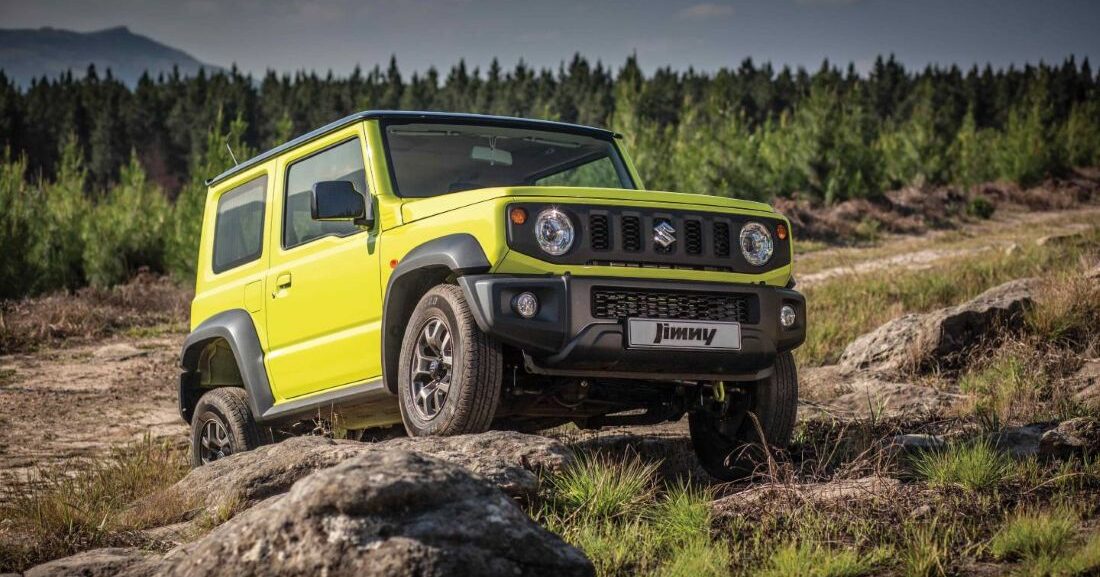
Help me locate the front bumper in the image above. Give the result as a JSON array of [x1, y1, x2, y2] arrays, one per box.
[[458, 274, 805, 382]]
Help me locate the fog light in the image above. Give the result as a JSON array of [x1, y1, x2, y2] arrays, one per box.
[[512, 292, 539, 318], [780, 305, 797, 328]]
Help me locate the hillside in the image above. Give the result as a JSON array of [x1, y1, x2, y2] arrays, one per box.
[[0, 26, 219, 86]]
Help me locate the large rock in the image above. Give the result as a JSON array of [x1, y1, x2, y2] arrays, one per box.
[[162, 451, 592, 577], [173, 431, 572, 513], [24, 548, 162, 577], [839, 278, 1037, 375], [1039, 417, 1100, 459]]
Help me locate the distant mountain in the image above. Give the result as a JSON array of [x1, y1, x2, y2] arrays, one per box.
[[0, 26, 221, 87]]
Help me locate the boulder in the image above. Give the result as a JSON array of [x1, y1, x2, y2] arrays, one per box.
[[891, 433, 947, 453], [173, 431, 572, 513], [995, 424, 1051, 458], [839, 278, 1037, 375], [1039, 417, 1100, 459], [161, 451, 593, 577], [24, 548, 162, 577]]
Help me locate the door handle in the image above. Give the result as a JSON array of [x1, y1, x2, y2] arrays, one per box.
[[272, 272, 292, 298]]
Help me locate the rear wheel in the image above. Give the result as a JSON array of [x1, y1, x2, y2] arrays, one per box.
[[397, 284, 503, 436], [190, 387, 261, 467], [689, 351, 799, 481]]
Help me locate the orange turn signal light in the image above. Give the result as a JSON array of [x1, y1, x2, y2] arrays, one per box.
[[776, 223, 788, 240], [510, 207, 528, 225]]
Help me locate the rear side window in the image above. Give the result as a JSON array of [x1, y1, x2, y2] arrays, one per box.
[[283, 138, 367, 249], [212, 175, 268, 273]]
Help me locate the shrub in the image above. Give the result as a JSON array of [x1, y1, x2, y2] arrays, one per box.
[[966, 196, 996, 219]]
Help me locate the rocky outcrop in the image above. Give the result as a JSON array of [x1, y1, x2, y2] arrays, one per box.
[[1039, 417, 1099, 459], [29, 438, 590, 577], [1071, 360, 1100, 410], [173, 431, 572, 513], [839, 278, 1038, 375], [161, 451, 592, 577], [24, 548, 161, 577]]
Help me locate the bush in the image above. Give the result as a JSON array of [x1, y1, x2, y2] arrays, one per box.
[[966, 196, 996, 219]]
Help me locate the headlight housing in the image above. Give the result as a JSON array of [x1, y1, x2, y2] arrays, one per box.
[[534, 208, 575, 256], [740, 222, 774, 266]]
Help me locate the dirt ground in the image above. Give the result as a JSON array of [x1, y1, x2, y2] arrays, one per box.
[[0, 203, 1096, 493]]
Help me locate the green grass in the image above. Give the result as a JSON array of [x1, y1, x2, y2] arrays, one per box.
[[548, 453, 658, 520], [760, 542, 889, 577], [989, 509, 1078, 561], [0, 437, 191, 572], [912, 439, 1014, 492], [900, 522, 953, 577]]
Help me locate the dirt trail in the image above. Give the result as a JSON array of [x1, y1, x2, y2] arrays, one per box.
[[0, 336, 186, 493], [0, 204, 1096, 488], [795, 205, 1100, 287]]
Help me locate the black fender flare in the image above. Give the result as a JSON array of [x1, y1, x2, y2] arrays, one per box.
[[179, 309, 275, 423], [381, 233, 491, 393]]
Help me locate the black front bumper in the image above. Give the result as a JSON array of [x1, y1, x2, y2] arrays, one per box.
[[458, 274, 805, 382]]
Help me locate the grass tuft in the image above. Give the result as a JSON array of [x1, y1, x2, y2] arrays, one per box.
[[548, 453, 658, 520], [912, 439, 1014, 491], [760, 542, 889, 577], [989, 508, 1078, 562]]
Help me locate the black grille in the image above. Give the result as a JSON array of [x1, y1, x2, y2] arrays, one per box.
[[622, 216, 642, 252], [589, 214, 610, 250], [685, 220, 702, 255], [592, 288, 751, 323], [714, 222, 730, 257]]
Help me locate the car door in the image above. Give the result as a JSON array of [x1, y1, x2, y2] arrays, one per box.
[[263, 127, 383, 401]]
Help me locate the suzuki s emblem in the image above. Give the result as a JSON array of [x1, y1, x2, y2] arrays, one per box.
[[654, 220, 676, 248]]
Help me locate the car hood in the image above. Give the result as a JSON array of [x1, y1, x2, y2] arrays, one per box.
[[398, 186, 775, 224]]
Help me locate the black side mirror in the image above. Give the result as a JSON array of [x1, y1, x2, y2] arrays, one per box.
[[311, 180, 373, 226]]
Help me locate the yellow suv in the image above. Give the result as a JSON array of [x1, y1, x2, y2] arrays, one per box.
[[179, 111, 805, 480]]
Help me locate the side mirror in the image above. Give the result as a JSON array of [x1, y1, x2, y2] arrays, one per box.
[[310, 180, 373, 226]]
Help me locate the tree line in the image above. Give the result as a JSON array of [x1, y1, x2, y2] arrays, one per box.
[[1, 55, 1098, 299]]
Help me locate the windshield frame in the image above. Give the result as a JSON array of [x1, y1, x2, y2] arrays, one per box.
[[378, 118, 637, 198]]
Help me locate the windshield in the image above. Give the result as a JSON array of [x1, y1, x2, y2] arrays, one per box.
[[382, 121, 635, 198]]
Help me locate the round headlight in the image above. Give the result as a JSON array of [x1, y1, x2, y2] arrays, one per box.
[[740, 222, 774, 266], [534, 208, 575, 256]]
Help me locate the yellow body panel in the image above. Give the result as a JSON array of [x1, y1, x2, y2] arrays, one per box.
[[192, 118, 796, 410]]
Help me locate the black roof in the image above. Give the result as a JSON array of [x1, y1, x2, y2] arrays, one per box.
[[207, 110, 621, 186]]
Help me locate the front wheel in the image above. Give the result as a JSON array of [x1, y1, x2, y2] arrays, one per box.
[[190, 387, 261, 467], [397, 284, 503, 436], [689, 351, 799, 481]]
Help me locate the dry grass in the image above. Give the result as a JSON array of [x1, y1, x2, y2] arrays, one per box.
[[0, 436, 192, 573], [0, 272, 191, 354]]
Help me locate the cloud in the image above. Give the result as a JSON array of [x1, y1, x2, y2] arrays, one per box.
[[676, 3, 735, 20]]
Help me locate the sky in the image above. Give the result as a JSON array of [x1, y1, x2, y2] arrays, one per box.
[[1, 0, 1098, 76]]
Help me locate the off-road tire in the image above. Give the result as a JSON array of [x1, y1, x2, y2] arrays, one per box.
[[190, 387, 261, 467], [689, 351, 799, 481], [398, 284, 503, 436]]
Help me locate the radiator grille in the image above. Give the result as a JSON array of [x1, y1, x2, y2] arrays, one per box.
[[685, 220, 703, 255], [621, 216, 642, 252], [714, 222, 730, 257], [592, 288, 751, 323], [589, 214, 610, 250]]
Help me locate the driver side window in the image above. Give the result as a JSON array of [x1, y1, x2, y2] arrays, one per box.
[[283, 138, 367, 249]]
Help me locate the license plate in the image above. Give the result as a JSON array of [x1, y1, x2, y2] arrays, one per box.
[[626, 318, 741, 351]]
